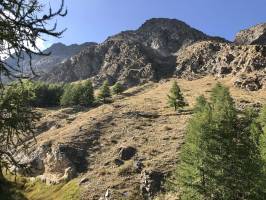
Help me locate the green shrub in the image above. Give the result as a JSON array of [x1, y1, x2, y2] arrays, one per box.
[[167, 81, 186, 111], [60, 80, 94, 106], [32, 82, 64, 107], [112, 82, 124, 95], [98, 80, 111, 102]]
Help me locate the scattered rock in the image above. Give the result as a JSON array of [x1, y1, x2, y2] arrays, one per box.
[[99, 189, 113, 200], [234, 74, 265, 91], [140, 170, 164, 199], [133, 160, 144, 173], [118, 146, 137, 160], [79, 177, 89, 185], [236, 100, 262, 112]]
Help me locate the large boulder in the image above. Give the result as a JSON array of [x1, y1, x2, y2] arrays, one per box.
[[15, 141, 85, 184], [235, 23, 266, 45]]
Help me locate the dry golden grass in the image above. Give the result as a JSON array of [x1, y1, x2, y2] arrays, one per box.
[[32, 76, 265, 200]]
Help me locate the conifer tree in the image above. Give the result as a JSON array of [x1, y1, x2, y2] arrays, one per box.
[[177, 95, 211, 200], [112, 82, 124, 95], [98, 80, 111, 102], [167, 81, 186, 111], [79, 80, 94, 106], [177, 83, 265, 200]]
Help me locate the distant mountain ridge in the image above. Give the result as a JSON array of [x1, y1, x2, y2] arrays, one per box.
[[5, 42, 97, 74]]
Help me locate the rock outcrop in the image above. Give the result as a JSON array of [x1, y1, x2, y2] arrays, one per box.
[[41, 18, 225, 86], [5, 42, 97, 74], [175, 41, 266, 89], [140, 170, 164, 200], [16, 141, 86, 184], [235, 23, 266, 45], [234, 73, 266, 91]]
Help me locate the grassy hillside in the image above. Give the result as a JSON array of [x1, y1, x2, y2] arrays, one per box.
[[3, 76, 265, 200]]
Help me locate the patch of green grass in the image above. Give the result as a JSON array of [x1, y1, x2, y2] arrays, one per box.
[[2, 172, 81, 200], [25, 179, 80, 200]]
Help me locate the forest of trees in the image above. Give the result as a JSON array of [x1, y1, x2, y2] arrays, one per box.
[[2, 80, 123, 108]]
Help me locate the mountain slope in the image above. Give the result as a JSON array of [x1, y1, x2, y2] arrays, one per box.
[[41, 18, 226, 86], [174, 41, 266, 90], [20, 76, 266, 199]]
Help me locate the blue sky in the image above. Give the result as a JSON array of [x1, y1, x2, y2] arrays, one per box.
[[45, 0, 266, 47]]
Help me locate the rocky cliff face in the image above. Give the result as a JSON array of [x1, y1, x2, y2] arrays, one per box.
[[41, 18, 224, 86], [175, 41, 266, 90], [29, 18, 266, 91], [5, 42, 97, 74], [235, 23, 266, 45]]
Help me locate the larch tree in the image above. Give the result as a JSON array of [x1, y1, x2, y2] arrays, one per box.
[[177, 83, 265, 200], [98, 80, 111, 103], [0, 0, 66, 183], [167, 81, 186, 111]]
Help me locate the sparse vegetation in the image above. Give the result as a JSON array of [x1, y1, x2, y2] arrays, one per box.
[[112, 82, 124, 95], [2, 173, 80, 200], [60, 80, 94, 107], [98, 80, 111, 102], [167, 81, 186, 111]]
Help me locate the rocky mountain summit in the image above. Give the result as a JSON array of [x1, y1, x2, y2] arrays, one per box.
[[40, 18, 226, 86], [38, 18, 266, 91]]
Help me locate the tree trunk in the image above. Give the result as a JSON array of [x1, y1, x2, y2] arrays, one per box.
[[0, 165, 4, 181], [0, 164, 5, 192]]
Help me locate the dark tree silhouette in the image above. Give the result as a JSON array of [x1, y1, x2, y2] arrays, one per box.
[[0, 0, 66, 182], [0, 0, 67, 82]]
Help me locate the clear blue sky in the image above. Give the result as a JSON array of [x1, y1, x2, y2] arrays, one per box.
[[46, 0, 266, 47]]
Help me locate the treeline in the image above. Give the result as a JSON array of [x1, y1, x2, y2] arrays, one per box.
[[4, 80, 125, 108], [171, 82, 266, 199]]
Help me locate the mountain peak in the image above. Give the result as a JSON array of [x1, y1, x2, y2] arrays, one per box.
[[138, 18, 190, 32]]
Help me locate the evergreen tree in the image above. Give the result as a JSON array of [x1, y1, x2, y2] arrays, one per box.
[[98, 80, 111, 102], [167, 81, 186, 111], [60, 84, 75, 106], [177, 95, 211, 200], [0, 0, 66, 181], [79, 80, 94, 106], [259, 106, 266, 172], [112, 82, 124, 95], [177, 83, 265, 200]]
